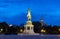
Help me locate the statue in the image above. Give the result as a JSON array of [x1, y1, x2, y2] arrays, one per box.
[[27, 8, 31, 21]]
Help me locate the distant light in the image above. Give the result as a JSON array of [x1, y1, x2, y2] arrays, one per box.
[[0, 29, 3, 32], [58, 28, 60, 31], [20, 29, 23, 33], [41, 29, 46, 33], [1, 29, 3, 31], [9, 24, 13, 27]]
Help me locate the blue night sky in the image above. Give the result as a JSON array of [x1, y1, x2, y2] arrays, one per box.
[[0, 0, 60, 25]]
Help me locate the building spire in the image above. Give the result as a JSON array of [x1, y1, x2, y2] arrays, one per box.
[[40, 16, 44, 26], [27, 8, 31, 21]]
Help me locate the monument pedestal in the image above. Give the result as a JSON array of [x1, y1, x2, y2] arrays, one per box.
[[24, 21, 35, 34]]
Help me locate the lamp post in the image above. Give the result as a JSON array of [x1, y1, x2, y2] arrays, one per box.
[[0, 28, 3, 32], [41, 29, 46, 33], [40, 29, 46, 35], [58, 28, 60, 31], [20, 29, 23, 33]]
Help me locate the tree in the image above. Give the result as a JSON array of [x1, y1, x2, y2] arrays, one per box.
[[32, 21, 41, 33]]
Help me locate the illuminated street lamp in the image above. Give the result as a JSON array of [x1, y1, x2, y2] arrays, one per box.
[[20, 29, 23, 33], [0, 29, 3, 32], [41, 29, 46, 33], [58, 28, 60, 31]]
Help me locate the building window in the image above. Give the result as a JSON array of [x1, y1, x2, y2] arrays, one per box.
[[31, 27, 33, 29], [27, 27, 30, 30]]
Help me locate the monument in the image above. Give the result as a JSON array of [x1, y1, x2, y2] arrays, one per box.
[[24, 8, 35, 34], [18, 8, 39, 35]]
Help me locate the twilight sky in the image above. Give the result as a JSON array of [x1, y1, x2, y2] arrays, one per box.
[[0, 0, 60, 25]]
